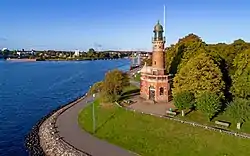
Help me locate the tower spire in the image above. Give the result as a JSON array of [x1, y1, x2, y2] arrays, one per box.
[[163, 5, 166, 37]]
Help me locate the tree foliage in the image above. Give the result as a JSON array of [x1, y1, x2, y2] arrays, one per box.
[[231, 65, 250, 99], [232, 49, 250, 77], [165, 34, 207, 75], [196, 92, 221, 121], [163, 34, 250, 122], [101, 69, 130, 102], [173, 91, 195, 110], [177, 42, 207, 72], [226, 98, 250, 123], [172, 53, 225, 98], [89, 81, 103, 95], [231, 49, 250, 99], [141, 58, 152, 66], [88, 48, 95, 53], [207, 39, 250, 74], [165, 44, 183, 74], [165, 35, 250, 78]]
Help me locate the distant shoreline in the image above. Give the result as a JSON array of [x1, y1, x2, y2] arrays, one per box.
[[4, 57, 126, 62], [6, 58, 38, 62]]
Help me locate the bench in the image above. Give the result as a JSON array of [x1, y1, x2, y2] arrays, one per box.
[[215, 120, 230, 128], [166, 110, 177, 117], [124, 100, 133, 105]]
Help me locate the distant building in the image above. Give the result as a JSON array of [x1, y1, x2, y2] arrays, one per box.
[[1, 48, 8, 51], [74, 50, 80, 56], [140, 21, 172, 102]]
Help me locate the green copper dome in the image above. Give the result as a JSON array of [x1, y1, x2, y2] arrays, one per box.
[[154, 20, 164, 32]]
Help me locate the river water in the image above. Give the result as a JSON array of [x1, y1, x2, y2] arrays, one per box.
[[0, 59, 130, 156]]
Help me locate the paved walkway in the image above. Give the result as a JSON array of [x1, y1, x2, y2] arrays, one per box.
[[129, 80, 175, 116], [56, 95, 136, 156], [128, 95, 174, 116]]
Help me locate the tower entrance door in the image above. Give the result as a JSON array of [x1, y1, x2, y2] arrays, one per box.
[[149, 86, 155, 101]]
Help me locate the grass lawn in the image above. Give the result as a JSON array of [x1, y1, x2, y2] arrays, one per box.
[[177, 109, 250, 133], [78, 103, 250, 156], [133, 72, 141, 82], [118, 85, 140, 102]]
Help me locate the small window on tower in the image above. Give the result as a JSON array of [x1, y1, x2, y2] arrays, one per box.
[[160, 87, 164, 95], [154, 61, 156, 65]]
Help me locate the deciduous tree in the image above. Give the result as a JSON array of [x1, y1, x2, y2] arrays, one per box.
[[231, 67, 250, 99], [172, 53, 225, 98], [101, 69, 129, 102], [173, 91, 195, 116], [232, 49, 250, 77], [165, 34, 207, 75], [196, 92, 221, 121], [231, 49, 250, 99], [89, 81, 103, 95], [226, 98, 250, 129]]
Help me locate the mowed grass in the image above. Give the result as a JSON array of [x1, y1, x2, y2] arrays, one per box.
[[176, 109, 250, 134], [133, 72, 141, 82], [78, 100, 250, 156]]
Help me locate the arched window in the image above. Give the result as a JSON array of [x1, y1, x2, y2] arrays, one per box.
[[160, 87, 164, 95]]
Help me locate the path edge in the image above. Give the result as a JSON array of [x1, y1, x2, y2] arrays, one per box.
[[24, 67, 141, 156], [25, 92, 91, 156]]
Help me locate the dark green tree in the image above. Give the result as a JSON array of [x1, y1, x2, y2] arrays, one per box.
[[232, 49, 250, 77], [172, 53, 225, 98], [173, 91, 195, 116], [165, 34, 207, 75], [231, 66, 250, 99], [87, 48, 96, 58], [231, 49, 250, 99], [226, 98, 250, 129], [196, 92, 221, 121], [2, 49, 10, 57]]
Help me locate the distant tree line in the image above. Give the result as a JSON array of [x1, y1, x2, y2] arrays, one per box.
[[0, 48, 131, 60]]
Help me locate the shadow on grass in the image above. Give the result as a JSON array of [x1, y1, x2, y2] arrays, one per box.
[[176, 111, 180, 116], [119, 92, 140, 102], [121, 88, 140, 97], [94, 112, 117, 134], [210, 107, 229, 122], [185, 108, 195, 116], [118, 88, 140, 102]]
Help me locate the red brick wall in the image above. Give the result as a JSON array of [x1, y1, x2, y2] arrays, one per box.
[[140, 75, 172, 102]]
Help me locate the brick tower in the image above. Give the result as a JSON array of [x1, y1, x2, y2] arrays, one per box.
[[140, 21, 172, 102]]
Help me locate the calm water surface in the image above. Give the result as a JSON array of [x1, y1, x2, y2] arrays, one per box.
[[0, 59, 130, 156]]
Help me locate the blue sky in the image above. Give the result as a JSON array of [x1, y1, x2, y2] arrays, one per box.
[[0, 0, 249, 51]]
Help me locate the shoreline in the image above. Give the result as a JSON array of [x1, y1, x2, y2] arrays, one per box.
[[24, 93, 89, 156], [4, 57, 125, 62], [24, 68, 139, 155]]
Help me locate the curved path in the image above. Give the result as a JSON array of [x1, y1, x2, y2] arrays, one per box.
[[56, 95, 136, 156]]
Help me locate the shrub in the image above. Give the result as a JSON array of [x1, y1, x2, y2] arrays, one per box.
[[196, 92, 221, 121], [226, 98, 250, 123], [173, 91, 195, 110]]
